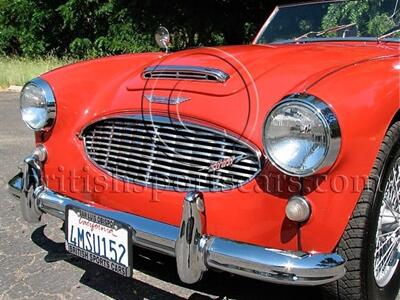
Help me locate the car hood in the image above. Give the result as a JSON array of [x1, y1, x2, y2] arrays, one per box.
[[41, 42, 398, 147], [126, 42, 398, 96]]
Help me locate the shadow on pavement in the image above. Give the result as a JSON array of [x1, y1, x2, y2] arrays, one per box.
[[31, 225, 323, 300]]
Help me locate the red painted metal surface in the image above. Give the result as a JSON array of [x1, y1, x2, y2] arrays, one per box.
[[40, 41, 400, 253]]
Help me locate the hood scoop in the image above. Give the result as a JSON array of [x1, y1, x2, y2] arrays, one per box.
[[142, 65, 230, 83]]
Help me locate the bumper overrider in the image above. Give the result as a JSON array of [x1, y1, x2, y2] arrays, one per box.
[[7, 153, 346, 286]]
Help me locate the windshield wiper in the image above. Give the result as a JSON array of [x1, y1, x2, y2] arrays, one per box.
[[378, 25, 400, 40], [294, 23, 357, 42]]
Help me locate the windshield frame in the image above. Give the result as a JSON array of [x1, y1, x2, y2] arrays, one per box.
[[253, 0, 400, 44]]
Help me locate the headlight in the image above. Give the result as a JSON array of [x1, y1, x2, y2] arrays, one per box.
[[263, 94, 341, 177], [20, 78, 56, 131]]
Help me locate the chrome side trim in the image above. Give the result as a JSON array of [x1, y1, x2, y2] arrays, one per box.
[[143, 65, 230, 83]]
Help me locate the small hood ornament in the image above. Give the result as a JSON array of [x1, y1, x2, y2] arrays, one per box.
[[144, 94, 190, 105]]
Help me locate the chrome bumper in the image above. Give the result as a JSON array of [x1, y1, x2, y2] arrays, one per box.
[[8, 156, 346, 286]]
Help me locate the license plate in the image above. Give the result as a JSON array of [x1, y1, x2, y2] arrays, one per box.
[[65, 205, 132, 277]]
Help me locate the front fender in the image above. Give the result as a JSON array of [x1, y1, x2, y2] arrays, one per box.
[[300, 55, 400, 252], [39, 52, 162, 142]]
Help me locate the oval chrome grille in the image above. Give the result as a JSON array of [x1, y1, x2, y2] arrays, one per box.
[[82, 115, 262, 191]]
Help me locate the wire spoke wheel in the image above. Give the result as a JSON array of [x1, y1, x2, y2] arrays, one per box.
[[374, 158, 400, 288]]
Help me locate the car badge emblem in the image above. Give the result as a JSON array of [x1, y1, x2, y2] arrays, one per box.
[[199, 154, 250, 172], [144, 94, 190, 105]]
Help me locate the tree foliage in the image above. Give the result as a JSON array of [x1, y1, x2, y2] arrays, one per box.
[[3, 0, 397, 59], [0, 0, 282, 58], [322, 0, 399, 36]]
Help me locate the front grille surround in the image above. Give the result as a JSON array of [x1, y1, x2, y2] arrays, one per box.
[[81, 114, 263, 192]]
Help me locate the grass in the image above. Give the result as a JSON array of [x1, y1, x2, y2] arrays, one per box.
[[0, 57, 73, 89]]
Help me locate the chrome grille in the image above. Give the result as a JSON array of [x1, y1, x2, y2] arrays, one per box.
[[82, 115, 262, 191], [142, 65, 230, 83]]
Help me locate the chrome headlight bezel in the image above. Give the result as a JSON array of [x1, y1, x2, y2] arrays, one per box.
[[20, 77, 56, 131], [263, 94, 341, 177]]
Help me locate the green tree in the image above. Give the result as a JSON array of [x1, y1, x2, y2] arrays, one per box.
[[0, 0, 66, 56], [0, 0, 299, 58], [322, 0, 398, 36]]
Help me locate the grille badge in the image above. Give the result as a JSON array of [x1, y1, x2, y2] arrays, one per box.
[[144, 94, 190, 105], [199, 154, 250, 173]]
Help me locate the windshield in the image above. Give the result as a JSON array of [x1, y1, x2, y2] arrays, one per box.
[[255, 0, 400, 44]]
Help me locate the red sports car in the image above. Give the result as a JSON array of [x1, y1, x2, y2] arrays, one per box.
[[8, 1, 400, 299]]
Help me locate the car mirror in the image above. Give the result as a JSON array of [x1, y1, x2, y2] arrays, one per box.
[[155, 26, 170, 53]]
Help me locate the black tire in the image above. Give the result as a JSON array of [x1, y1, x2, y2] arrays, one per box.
[[322, 122, 400, 300]]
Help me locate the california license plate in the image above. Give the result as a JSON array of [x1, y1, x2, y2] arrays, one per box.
[[65, 205, 132, 277]]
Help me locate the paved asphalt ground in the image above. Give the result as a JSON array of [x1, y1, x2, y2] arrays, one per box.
[[0, 91, 398, 300]]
